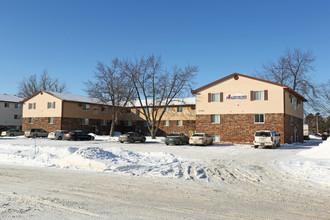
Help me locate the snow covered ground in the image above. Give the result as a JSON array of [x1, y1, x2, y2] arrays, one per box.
[[0, 134, 329, 185]]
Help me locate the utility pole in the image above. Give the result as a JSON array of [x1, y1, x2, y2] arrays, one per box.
[[316, 113, 319, 134]]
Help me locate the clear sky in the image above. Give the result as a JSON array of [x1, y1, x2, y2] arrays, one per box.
[[0, 0, 329, 96]]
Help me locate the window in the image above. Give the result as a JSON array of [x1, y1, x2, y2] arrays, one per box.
[[15, 103, 21, 108], [212, 135, 221, 143], [125, 108, 131, 113], [47, 102, 55, 109], [94, 107, 98, 114], [164, 120, 169, 126], [82, 118, 89, 125], [289, 94, 293, 104], [177, 120, 183, 126], [101, 120, 107, 126], [48, 117, 54, 124], [211, 114, 220, 124], [144, 107, 152, 113], [211, 93, 220, 102], [293, 98, 296, 110], [29, 118, 34, 124], [124, 120, 132, 126], [254, 114, 265, 123], [177, 106, 183, 112], [101, 106, 107, 112], [82, 104, 90, 111], [136, 109, 140, 117], [4, 102, 9, 108], [28, 103, 36, 109], [14, 115, 21, 119], [165, 107, 169, 112], [253, 91, 264, 100]]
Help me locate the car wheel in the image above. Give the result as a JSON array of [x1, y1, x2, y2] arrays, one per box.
[[166, 143, 169, 145], [33, 134, 37, 138], [129, 138, 134, 143], [58, 136, 62, 140], [254, 145, 258, 148], [91, 136, 95, 140], [272, 144, 276, 149], [10, 133, 14, 137], [141, 138, 146, 143]]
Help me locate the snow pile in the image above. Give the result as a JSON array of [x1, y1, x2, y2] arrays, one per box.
[[57, 147, 188, 178], [278, 138, 330, 185]]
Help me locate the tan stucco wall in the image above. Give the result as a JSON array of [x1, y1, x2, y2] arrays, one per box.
[[62, 102, 113, 120], [128, 106, 196, 121], [195, 76, 285, 115], [23, 92, 62, 118], [284, 92, 304, 119]]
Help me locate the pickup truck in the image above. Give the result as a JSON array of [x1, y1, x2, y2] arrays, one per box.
[[253, 130, 281, 149], [189, 133, 213, 146]]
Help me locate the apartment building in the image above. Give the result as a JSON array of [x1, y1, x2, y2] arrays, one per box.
[[192, 73, 307, 144], [124, 98, 196, 136], [22, 91, 114, 134], [0, 94, 23, 130]]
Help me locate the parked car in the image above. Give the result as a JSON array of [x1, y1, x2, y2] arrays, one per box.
[[165, 133, 189, 145], [24, 129, 49, 138], [322, 132, 328, 140], [189, 133, 213, 146], [118, 132, 146, 143], [63, 130, 95, 141], [253, 130, 281, 149], [48, 130, 68, 140], [1, 129, 24, 137]]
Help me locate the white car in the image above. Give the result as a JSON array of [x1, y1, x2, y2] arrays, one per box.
[[253, 130, 281, 149], [48, 130, 68, 140], [189, 133, 213, 146]]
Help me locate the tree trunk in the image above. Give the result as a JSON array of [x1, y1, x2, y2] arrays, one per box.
[[109, 113, 116, 137]]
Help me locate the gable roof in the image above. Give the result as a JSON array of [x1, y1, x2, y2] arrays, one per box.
[[192, 73, 307, 102], [22, 91, 109, 105], [127, 97, 196, 107], [0, 94, 23, 103]]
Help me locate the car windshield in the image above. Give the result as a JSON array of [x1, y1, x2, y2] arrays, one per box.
[[167, 133, 180, 137], [255, 132, 271, 137], [192, 134, 204, 137]]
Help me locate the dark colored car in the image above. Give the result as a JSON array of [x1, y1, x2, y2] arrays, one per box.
[[118, 132, 146, 143], [63, 130, 95, 141], [165, 133, 189, 145], [24, 129, 49, 138]]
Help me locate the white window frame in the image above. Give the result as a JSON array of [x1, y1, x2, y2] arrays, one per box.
[[164, 120, 169, 126], [48, 102, 55, 109], [212, 135, 221, 143], [253, 91, 264, 101], [177, 106, 183, 112], [165, 107, 169, 112], [254, 114, 265, 124], [211, 114, 220, 124], [211, 93, 220, 102], [28, 103, 36, 109], [29, 117, 34, 124], [177, 120, 183, 126], [293, 98, 297, 110]]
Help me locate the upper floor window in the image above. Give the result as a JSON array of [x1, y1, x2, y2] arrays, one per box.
[[94, 107, 98, 114], [211, 93, 220, 102], [165, 107, 169, 112], [177, 106, 183, 112], [15, 103, 22, 108], [82, 104, 90, 111], [254, 114, 265, 124], [211, 114, 220, 124], [290, 94, 293, 104], [136, 109, 140, 117], [293, 98, 297, 110], [28, 103, 36, 109], [101, 106, 107, 112], [254, 91, 264, 100], [48, 102, 55, 109], [4, 102, 9, 108], [14, 115, 22, 119]]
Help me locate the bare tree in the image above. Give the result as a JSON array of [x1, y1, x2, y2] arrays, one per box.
[[85, 60, 134, 136], [256, 48, 317, 112], [313, 80, 330, 116], [120, 55, 198, 139], [18, 69, 67, 98]]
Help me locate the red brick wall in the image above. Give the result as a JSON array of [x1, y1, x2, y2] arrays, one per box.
[[22, 117, 62, 132], [196, 113, 285, 144]]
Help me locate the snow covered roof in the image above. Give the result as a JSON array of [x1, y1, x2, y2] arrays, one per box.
[[48, 91, 107, 105], [0, 94, 23, 103], [127, 97, 196, 107]]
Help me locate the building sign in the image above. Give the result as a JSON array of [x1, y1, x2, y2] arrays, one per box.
[[226, 94, 248, 100]]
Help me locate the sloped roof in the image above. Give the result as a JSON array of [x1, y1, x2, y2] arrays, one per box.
[[0, 94, 23, 103], [192, 73, 307, 102], [127, 97, 196, 107], [22, 91, 110, 105]]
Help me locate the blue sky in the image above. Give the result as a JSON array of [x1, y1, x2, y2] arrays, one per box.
[[0, 0, 329, 96]]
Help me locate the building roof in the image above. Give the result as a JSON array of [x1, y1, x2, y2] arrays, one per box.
[[0, 94, 23, 103], [192, 73, 307, 102], [22, 91, 109, 105], [128, 97, 196, 107]]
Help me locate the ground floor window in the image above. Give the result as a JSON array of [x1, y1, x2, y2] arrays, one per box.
[[211, 114, 220, 124], [101, 120, 107, 126], [212, 135, 221, 142], [254, 114, 265, 123], [48, 117, 54, 124], [82, 118, 89, 125], [29, 118, 34, 124], [124, 120, 132, 126], [177, 120, 183, 126], [164, 120, 169, 126]]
